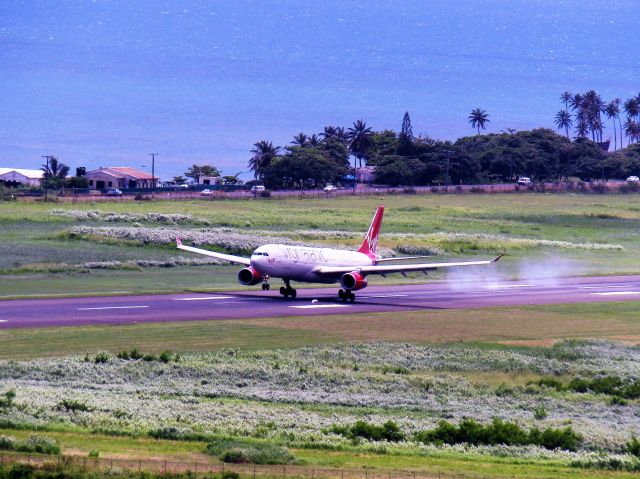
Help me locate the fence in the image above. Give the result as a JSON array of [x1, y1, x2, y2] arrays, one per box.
[[6, 180, 637, 203], [0, 451, 521, 479]]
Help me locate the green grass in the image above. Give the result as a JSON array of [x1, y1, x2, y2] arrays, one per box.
[[1, 301, 638, 360], [0, 429, 636, 479]]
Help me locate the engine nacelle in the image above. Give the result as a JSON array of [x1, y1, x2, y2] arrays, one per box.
[[238, 267, 262, 286], [340, 271, 368, 291]]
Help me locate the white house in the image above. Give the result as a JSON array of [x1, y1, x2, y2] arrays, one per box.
[[85, 167, 158, 190], [0, 168, 44, 187]]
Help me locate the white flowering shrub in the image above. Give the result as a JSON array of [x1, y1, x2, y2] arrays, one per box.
[[0, 341, 638, 461], [50, 209, 210, 226]]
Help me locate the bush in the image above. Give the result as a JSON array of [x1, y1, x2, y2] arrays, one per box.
[[331, 420, 405, 442], [414, 418, 581, 451], [628, 436, 640, 458], [536, 377, 564, 391], [0, 435, 17, 451], [259, 190, 271, 198], [93, 352, 109, 364], [207, 439, 295, 465], [159, 350, 173, 363], [149, 427, 181, 440], [57, 399, 93, 412], [7, 464, 34, 479], [221, 472, 240, 479], [219, 448, 250, 464], [15, 435, 60, 455]]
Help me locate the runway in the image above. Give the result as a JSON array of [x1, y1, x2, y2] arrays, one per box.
[[1, 275, 640, 329]]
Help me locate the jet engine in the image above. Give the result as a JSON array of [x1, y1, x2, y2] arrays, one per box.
[[340, 271, 368, 291], [238, 267, 262, 286]]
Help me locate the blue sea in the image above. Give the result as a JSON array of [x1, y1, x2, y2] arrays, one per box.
[[1, 1, 638, 179]]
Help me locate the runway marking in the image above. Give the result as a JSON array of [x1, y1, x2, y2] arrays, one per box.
[[173, 296, 234, 301], [487, 284, 533, 289], [0, 320, 7, 323], [360, 294, 408, 298], [290, 304, 351, 309], [77, 306, 149, 311], [591, 291, 640, 296], [579, 285, 634, 289]]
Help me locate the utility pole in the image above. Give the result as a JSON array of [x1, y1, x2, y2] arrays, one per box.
[[149, 153, 157, 198], [443, 149, 453, 190], [42, 155, 52, 201]]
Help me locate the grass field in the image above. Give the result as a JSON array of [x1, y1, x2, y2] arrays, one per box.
[[0, 301, 639, 360], [1, 193, 639, 297]]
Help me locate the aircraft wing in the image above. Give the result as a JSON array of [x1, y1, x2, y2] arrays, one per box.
[[315, 254, 503, 275], [176, 238, 251, 266]]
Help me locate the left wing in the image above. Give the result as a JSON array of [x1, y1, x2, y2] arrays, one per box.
[[315, 254, 503, 275]]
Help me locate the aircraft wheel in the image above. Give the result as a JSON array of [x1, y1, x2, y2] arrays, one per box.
[[338, 289, 345, 299], [280, 286, 286, 295], [348, 292, 355, 303], [290, 289, 297, 299], [265, 284, 270, 291], [261, 283, 266, 291]]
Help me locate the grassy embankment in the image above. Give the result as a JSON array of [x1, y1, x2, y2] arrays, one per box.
[[0, 193, 639, 298]]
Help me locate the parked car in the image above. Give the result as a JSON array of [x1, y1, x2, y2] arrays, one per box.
[[250, 185, 265, 193], [626, 176, 639, 183], [200, 189, 214, 196], [323, 184, 337, 192], [176, 183, 190, 189], [517, 177, 531, 186], [104, 188, 122, 196]]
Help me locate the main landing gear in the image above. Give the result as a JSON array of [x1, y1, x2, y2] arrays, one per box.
[[261, 275, 271, 290], [279, 279, 297, 299], [338, 289, 355, 303]]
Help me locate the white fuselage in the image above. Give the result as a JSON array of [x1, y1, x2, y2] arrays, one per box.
[[249, 244, 373, 284]]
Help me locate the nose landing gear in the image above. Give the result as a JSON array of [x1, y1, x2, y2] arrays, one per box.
[[261, 275, 271, 290], [279, 279, 297, 299], [338, 288, 355, 303]]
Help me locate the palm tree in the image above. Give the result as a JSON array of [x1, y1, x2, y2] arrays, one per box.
[[604, 100, 620, 150], [291, 133, 308, 147], [623, 98, 639, 145], [575, 113, 589, 139], [468, 108, 490, 135], [308, 134, 321, 147], [40, 156, 69, 189], [560, 91, 573, 111], [569, 93, 583, 112], [320, 126, 338, 141], [625, 120, 640, 144], [347, 120, 373, 168], [248, 140, 279, 179], [554, 110, 573, 138]]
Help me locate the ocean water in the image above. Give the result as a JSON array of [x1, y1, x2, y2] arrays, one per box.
[[1, 0, 638, 178]]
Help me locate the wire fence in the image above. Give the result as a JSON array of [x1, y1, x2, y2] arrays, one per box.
[[0, 451, 521, 479]]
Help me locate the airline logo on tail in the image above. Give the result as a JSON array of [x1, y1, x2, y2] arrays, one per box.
[[357, 206, 384, 260]]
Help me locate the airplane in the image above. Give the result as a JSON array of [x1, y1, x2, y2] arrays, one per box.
[[176, 206, 502, 302]]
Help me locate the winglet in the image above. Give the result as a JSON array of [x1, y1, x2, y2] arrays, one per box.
[[492, 253, 505, 262], [176, 237, 182, 247]]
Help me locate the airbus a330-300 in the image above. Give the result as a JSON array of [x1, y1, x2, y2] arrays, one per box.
[[177, 206, 502, 302]]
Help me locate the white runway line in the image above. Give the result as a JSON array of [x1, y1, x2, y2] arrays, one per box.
[[173, 296, 234, 301], [579, 285, 633, 289], [487, 284, 533, 289], [77, 305, 149, 311], [591, 291, 640, 296], [360, 294, 409, 298], [0, 320, 7, 323], [290, 304, 350, 309]]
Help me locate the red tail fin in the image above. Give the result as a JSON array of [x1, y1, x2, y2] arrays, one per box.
[[358, 206, 384, 259]]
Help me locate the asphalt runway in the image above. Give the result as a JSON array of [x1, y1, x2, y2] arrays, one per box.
[[1, 275, 640, 329]]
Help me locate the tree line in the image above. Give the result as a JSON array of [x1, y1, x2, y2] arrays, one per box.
[[249, 100, 640, 189]]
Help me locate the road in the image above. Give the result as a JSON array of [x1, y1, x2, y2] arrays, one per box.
[[1, 275, 639, 329]]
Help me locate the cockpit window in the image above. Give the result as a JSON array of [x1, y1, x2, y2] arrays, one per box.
[[253, 252, 268, 256]]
